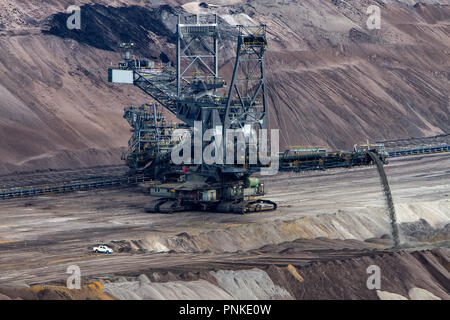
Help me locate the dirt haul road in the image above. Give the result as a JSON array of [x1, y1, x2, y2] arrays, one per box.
[[0, 153, 448, 286]]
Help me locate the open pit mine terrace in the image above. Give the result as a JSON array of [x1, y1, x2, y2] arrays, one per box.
[[0, 135, 448, 300]]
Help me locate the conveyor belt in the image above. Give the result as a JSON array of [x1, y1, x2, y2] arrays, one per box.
[[0, 175, 148, 200], [387, 144, 449, 157]]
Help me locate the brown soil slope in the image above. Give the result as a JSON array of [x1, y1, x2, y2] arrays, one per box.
[[238, 0, 450, 149], [0, 0, 448, 173]]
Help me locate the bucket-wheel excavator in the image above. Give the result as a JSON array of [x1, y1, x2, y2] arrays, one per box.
[[109, 14, 277, 214], [108, 14, 389, 214]]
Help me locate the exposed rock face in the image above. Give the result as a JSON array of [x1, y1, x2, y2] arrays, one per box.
[[0, 0, 448, 172]]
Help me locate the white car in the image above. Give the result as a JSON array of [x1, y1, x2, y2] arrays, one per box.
[[93, 245, 113, 254]]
